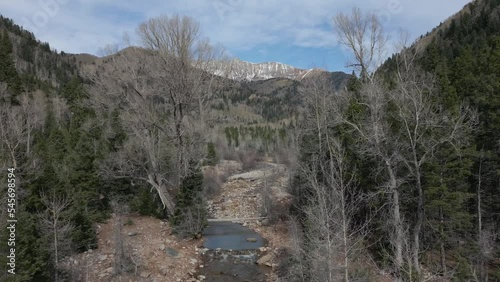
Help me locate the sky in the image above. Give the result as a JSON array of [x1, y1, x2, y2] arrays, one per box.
[[0, 0, 472, 72]]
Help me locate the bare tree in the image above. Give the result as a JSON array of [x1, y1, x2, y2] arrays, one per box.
[[331, 11, 403, 273], [293, 76, 369, 282], [37, 191, 73, 282], [474, 150, 497, 281], [331, 14, 477, 278], [196, 44, 234, 126], [331, 77, 408, 278], [333, 7, 388, 81], [137, 14, 230, 178], [86, 15, 228, 215], [391, 45, 476, 277], [0, 90, 47, 169]]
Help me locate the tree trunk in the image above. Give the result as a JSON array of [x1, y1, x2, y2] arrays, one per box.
[[477, 154, 484, 281], [198, 97, 204, 125], [53, 220, 59, 281], [412, 166, 423, 276], [439, 207, 446, 275], [342, 191, 349, 282], [148, 174, 175, 215], [387, 161, 403, 278]]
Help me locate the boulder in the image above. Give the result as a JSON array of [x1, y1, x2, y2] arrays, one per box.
[[257, 254, 273, 265]]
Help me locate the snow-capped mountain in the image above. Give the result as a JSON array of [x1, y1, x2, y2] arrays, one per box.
[[225, 59, 324, 81]]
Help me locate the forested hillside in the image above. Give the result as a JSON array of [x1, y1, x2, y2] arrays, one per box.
[[0, 15, 116, 281], [287, 1, 500, 281], [0, 13, 347, 281], [0, 1, 499, 281], [420, 0, 500, 241]]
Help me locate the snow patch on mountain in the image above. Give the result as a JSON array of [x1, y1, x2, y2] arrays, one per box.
[[224, 59, 324, 81]]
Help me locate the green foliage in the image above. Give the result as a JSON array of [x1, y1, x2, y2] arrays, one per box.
[[0, 15, 79, 90], [70, 209, 97, 252], [0, 210, 51, 281], [204, 142, 219, 166], [346, 71, 362, 93], [417, 0, 500, 231], [130, 187, 165, 218], [224, 124, 291, 152], [366, 0, 500, 276], [0, 31, 23, 102], [424, 144, 475, 256], [8, 77, 111, 280], [171, 162, 206, 237]]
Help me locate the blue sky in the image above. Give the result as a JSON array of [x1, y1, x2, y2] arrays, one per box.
[[0, 0, 471, 72]]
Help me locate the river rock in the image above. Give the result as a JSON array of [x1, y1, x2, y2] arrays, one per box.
[[257, 253, 273, 265], [166, 247, 179, 257], [139, 271, 150, 278], [98, 254, 107, 261]]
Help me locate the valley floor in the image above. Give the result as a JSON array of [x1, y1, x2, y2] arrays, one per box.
[[62, 160, 292, 282]]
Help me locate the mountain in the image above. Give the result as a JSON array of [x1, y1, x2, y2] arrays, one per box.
[[225, 59, 324, 81]]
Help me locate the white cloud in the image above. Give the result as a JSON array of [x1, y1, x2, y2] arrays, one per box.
[[0, 0, 472, 56]]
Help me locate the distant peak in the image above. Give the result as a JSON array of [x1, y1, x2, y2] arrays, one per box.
[[223, 59, 326, 81]]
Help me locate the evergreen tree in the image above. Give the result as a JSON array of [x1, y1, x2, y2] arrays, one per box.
[[204, 142, 219, 166], [0, 31, 23, 102], [171, 162, 206, 237]]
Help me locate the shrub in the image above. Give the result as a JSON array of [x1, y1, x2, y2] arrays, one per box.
[[273, 148, 293, 168], [204, 142, 219, 166], [171, 162, 207, 238], [260, 186, 290, 223], [275, 248, 305, 282], [130, 187, 165, 218], [203, 168, 222, 197], [239, 149, 259, 171]]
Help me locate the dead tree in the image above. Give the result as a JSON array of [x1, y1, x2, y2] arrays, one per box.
[[37, 191, 73, 282]]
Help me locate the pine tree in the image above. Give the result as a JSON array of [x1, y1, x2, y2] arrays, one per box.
[[171, 161, 206, 237], [204, 142, 219, 166], [0, 31, 23, 102]]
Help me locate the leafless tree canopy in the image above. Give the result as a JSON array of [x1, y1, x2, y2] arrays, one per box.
[[37, 191, 73, 282], [85, 15, 231, 215], [333, 8, 387, 80]]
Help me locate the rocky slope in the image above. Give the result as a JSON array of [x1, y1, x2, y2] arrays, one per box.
[[225, 59, 324, 81]]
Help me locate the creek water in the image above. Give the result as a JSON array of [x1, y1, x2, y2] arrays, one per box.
[[200, 221, 270, 282]]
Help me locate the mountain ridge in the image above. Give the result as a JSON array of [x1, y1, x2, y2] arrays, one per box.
[[226, 59, 325, 81]]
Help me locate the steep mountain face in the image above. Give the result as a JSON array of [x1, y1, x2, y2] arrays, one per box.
[[226, 59, 323, 81]]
